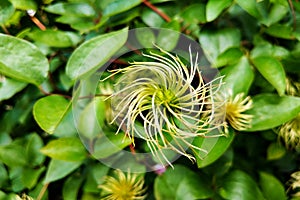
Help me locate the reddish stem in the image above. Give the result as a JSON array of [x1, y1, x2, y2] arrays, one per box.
[[126, 43, 142, 55], [130, 143, 136, 155], [78, 94, 111, 99], [30, 16, 46, 31], [142, 0, 171, 22], [110, 58, 128, 65], [38, 86, 72, 99]]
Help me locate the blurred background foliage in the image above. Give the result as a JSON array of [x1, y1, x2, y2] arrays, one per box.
[[1, 0, 300, 199]]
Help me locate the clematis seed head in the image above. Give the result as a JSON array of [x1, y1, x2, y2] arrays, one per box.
[[212, 90, 253, 134], [104, 45, 224, 166], [99, 170, 147, 200]]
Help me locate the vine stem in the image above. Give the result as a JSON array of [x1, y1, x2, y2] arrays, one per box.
[[1, 25, 10, 34], [38, 85, 112, 100], [129, 143, 136, 155], [142, 0, 171, 22], [288, 0, 297, 30], [126, 42, 142, 55], [38, 86, 72, 99], [37, 183, 49, 200], [30, 16, 47, 31]]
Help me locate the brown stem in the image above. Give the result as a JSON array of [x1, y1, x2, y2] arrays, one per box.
[[48, 72, 60, 92], [125, 43, 142, 55], [38, 86, 51, 96], [38, 86, 72, 99], [1, 25, 10, 34], [77, 94, 111, 99], [110, 58, 128, 65], [30, 16, 46, 31], [142, 0, 171, 22], [130, 143, 136, 155], [129, 142, 160, 170], [37, 183, 49, 200], [288, 0, 297, 31]]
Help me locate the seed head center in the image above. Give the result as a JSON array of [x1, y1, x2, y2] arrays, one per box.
[[155, 87, 177, 105]]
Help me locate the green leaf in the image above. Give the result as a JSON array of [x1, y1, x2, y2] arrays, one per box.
[[0, 191, 5, 199], [103, 152, 146, 173], [80, 192, 100, 199], [270, 0, 288, 6], [194, 128, 235, 168], [179, 3, 206, 24], [9, 194, 24, 200], [84, 172, 100, 193], [103, 0, 141, 17], [78, 98, 106, 139], [214, 48, 243, 68], [0, 34, 49, 85], [154, 165, 213, 200], [40, 137, 87, 161], [135, 27, 156, 48], [260, 4, 288, 26], [0, 132, 11, 145], [63, 173, 84, 200], [202, 148, 234, 177], [92, 132, 131, 159], [221, 56, 254, 95], [246, 94, 300, 131], [206, 0, 232, 22], [219, 170, 265, 200], [0, 144, 27, 167], [141, 5, 176, 27], [44, 159, 82, 183], [33, 95, 71, 134], [55, 15, 97, 33], [154, 165, 186, 199], [91, 164, 109, 185], [251, 43, 289, 59], [9, 0, 37, 10], [27, 30, 81, 48], [252, 56, 286, 96], [157, 21, 180, 51], [267, 143, 286, 160], [265, 24, 295, 40], [0, 0, 14, 25], [0, 77, 27, 102], [22, 167, 45, 189], [108, 7, 140, 27], [83, 163, 109, 193], [66, 27, 128, 80], [25, 133, 45, 167], [53, 110, 78, 138], [59, 70, 74, 91], [28, 182, 48, 199], [45, 2, 96, 17], [235, 0, 262, 19], [9, 167, 25, 192], [199, 28, 241, 63], [259, 172, 287, 200], [0, 164, 8, 188], [0, 86, 38, 135], [176, 175, 213, 200]]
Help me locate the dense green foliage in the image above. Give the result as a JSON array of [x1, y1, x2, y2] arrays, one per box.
[[1, 0, 300, 199]]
